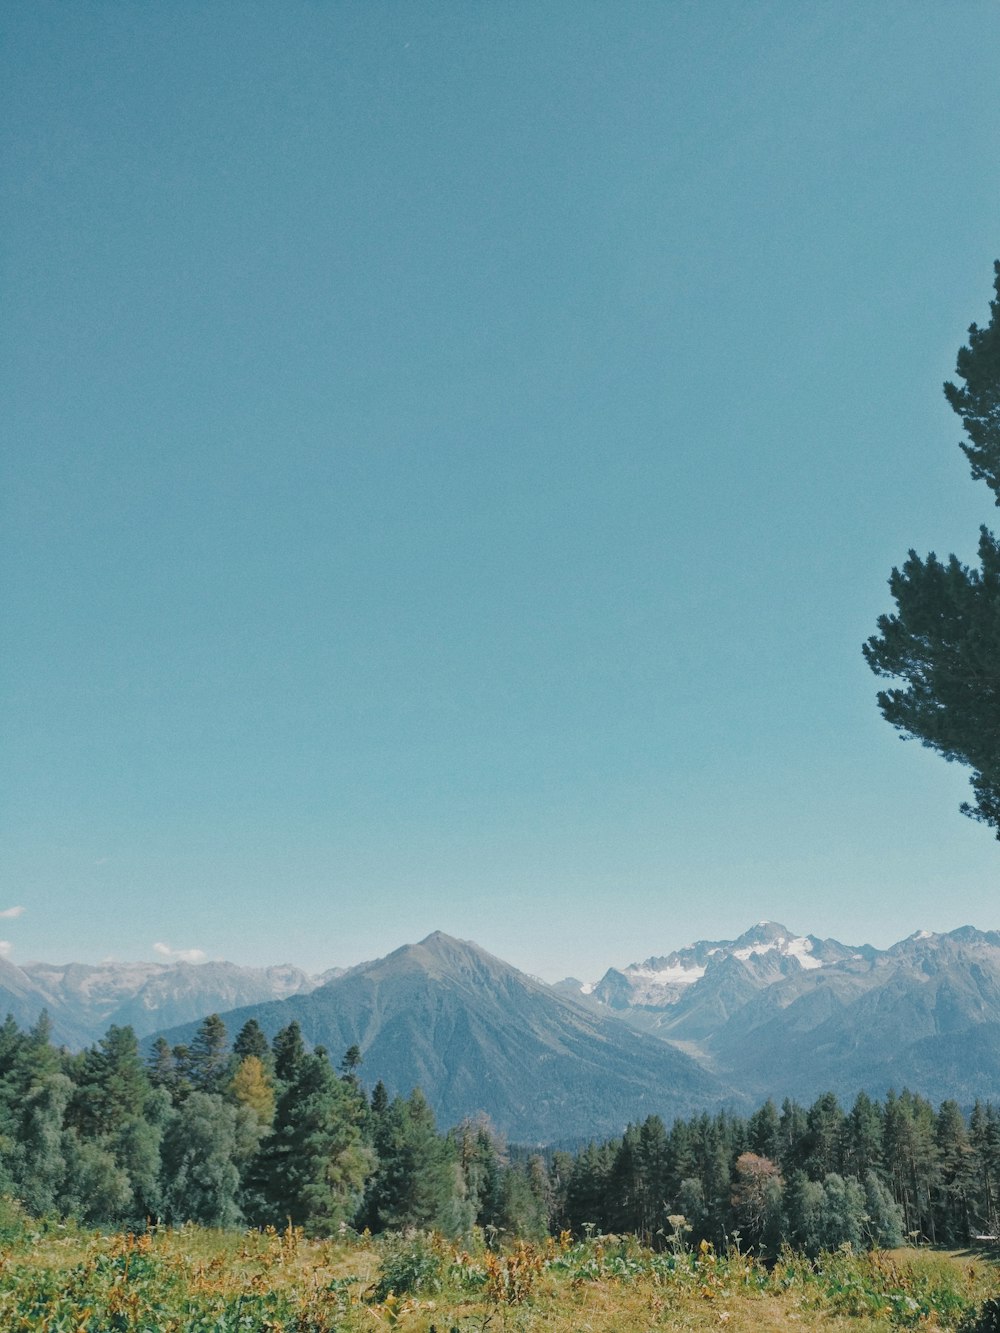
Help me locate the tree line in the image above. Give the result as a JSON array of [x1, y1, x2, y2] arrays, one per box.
[[2, 1009, 1000, 1255], [555, 1089, 1000, 1256]]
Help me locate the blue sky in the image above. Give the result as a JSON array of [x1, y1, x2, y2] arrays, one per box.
[[3, 2, 999, 982]]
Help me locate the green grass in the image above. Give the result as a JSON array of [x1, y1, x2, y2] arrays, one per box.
[[1, 1216, 998, 1332]]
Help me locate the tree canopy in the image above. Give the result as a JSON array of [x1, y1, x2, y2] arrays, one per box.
[[864, 262, 1000, 834]]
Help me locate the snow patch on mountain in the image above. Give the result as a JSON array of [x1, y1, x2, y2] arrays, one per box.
[[732, 933, 823, 970], [608, 958, 708, 1007]]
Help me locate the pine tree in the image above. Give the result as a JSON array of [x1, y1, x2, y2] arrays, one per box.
[[563, 1141, 615, 1236], [801, 1092, 845, 1180], [969, 1101, 1000, 1237], [494, 1161, 548, 1240], [747, 1100, 781, 1161], [936, 1099, 975, 1244], [364, 1089, 458, 1233], [777, 1099, 808, 1174], [68, 1026, 150, 1138], [233, 1019, 270, 1065], [272, 1021, 306, 1086], [248, 1050, 372, 1233], [842, 1091, 885, 1181], [189, 1014, 230, 1093], [607, 1124, 644, 1236], [884, 1090, 940, 1241], [637, 1114, 672, 1243], [147, 1037, 177, 1094], [864, 261, 1000, 834], [65, 1025, 163, 1222], [451, 1119, 503, 1232]]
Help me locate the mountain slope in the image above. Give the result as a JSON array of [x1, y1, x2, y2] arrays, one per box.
[[709, 928, 1000, 1102], [152, 931, 731, 1143], [0, 958, 334, 1047], [575, 923, 1000, 1104]]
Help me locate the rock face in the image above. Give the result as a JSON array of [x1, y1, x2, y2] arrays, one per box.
[[12, 921, 1000, 1144], [151, 931, 730, 1144], [567, 923, 1000, 1105], [3, 958, 335, 1047]]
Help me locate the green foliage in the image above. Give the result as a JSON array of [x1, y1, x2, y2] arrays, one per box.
[[360, 1088, 460, 1235], [778, 1246, 987, 1329], [371, 1230, 447, 1300], [160, 1091, 259, 1227], [946, 261, 1000, 503], [0, 1194, 31, 1243], [232, 1017, 270, 1063], [0, 1217, 998, 1332], [189, 1014, 230, 1093], [1, 1005, 1000, 1261], [246, 1049, 372, 1233], [271, 1019, 306, 1085], [865, 261, 1000, 834], [964, 1296, 1000, 1333]]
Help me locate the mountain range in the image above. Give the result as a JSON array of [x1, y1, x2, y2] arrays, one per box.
[[559, 920, 1000, 1106], [8, 921, 1000, 1142], [0, 955, 339, 1048], [149, 931, 726, 1143]]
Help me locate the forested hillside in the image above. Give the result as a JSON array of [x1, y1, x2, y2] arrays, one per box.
[[3, 1007, 1000, 1257], [150, 932, 728, 1141]]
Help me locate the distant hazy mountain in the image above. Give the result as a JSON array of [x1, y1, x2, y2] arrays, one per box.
[[0, 954, 95, 1047], [13, 921, 1000, 1142], [151, 931, 730, 1143], [566, 922, 1000, 1104], [2, 957, 338, 1047]]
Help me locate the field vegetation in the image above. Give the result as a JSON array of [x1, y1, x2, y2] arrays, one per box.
[[7, 1007, 1000, 1327], [2, 1201, 1000, 1333]]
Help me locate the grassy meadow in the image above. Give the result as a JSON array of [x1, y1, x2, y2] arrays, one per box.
[[3, 1211, 1000, 1333]]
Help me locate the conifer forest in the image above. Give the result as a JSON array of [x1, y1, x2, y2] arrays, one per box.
[[8, 1011, 1000, 1330], [4, 1008, 1000, 1255]]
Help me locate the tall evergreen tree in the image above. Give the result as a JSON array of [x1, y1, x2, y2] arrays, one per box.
[[451, 1119, 503, 1233], [189, 1015, 230, 1093], [747, 1100, 781, 1161], [884, 1090, 940, 1241], [607, 1124, 645, 1237], [801, 1092, 845, 1180], [272, 1021, 306, 1086], [233, 1019, 270, 1065], [65, 1025, 163, 1222], [864, 261, 1000, 834], [248, 1050, 372, 1233], [842, 1091, 885, 1181], [969, 1101, 1000, 1236], [562, 1141, 615, 1236], [360, 1089, 458, 1234]]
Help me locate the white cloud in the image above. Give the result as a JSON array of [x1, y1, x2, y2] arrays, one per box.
[[0, 941, 11, 958], [153, 941, 207, 964], [0, 906, 26, 920]]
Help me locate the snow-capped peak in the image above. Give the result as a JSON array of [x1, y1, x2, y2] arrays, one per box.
[[731, 932, 823, 970]]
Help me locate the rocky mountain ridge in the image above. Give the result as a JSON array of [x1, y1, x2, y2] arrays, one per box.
[[564, 921, 1000, 1104], [8, 921, 1000, 1142], [151, 930, 728, 1143], [0, 955, 340, 1047]]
